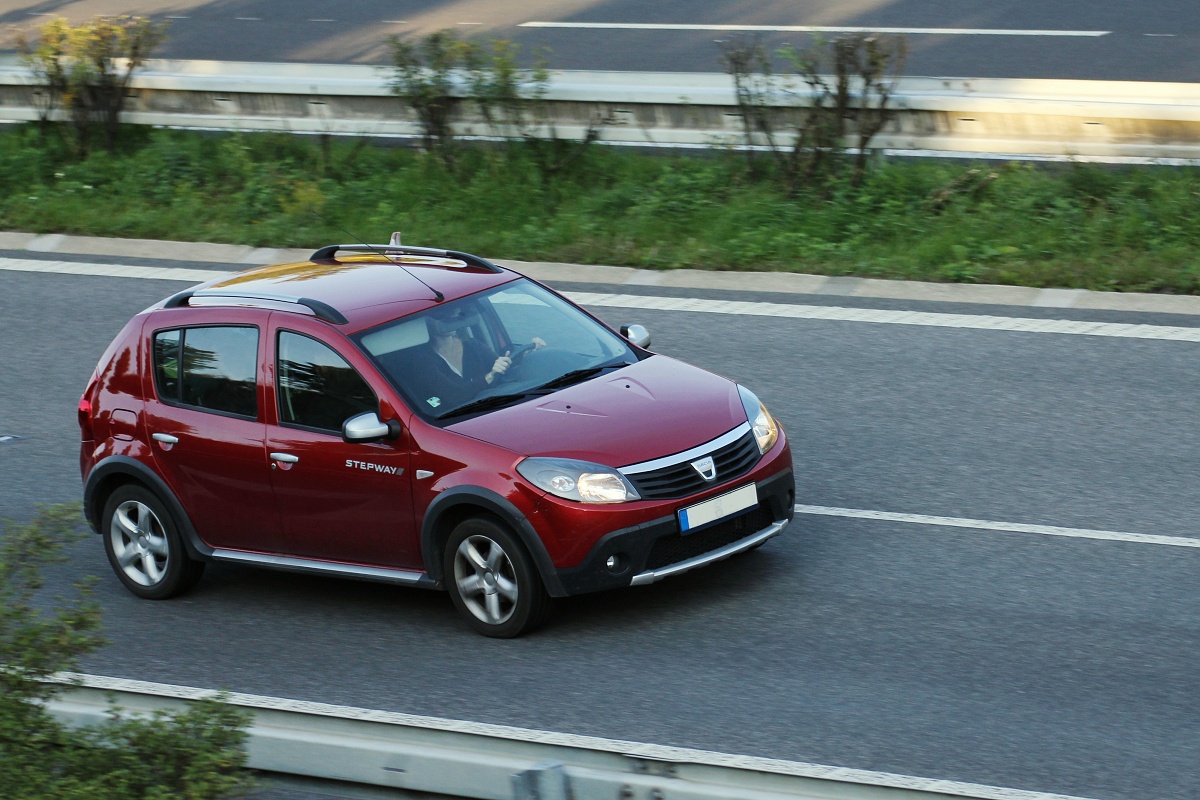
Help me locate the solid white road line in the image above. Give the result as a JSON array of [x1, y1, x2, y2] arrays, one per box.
[[795, 505, 1200, 548], [6, 258, 1200, 342], [0, 257, 226, 283], [520, 21, 1110, 37], [567, 291, 1200, 342]]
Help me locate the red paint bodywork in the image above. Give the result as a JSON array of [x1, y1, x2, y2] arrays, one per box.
[[80, 253, 793, 592]]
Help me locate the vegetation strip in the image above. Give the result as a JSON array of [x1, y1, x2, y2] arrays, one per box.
[[7, 15, 1199, 295]]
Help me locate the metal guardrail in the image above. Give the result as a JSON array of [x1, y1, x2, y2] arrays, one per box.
[[0, 58, 1198, 161], [46, 672, 1098, 800]]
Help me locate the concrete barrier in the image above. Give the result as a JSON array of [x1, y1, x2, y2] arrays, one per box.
[[0, 58, 1197, 160], [46, 673, 1099, 800]]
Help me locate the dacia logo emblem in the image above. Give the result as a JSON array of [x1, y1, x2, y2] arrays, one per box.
[[691, 455, 717, 481]]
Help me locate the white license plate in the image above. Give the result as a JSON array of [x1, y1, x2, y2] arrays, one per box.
[[678, 484, 758, 533]]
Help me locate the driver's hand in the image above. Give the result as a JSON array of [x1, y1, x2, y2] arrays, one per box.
[[486, 352, 512, 384], [532, 337, 547, 349]]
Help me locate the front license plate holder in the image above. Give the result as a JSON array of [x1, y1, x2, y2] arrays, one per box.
[[678, 484, 758, 534]]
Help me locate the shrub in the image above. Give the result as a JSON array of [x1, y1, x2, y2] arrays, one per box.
[[0, 505, 250, 800]]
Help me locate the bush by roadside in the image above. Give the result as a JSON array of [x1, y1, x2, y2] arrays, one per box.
[[2, 125, 1200, 294], [0, 504, 250, 800]]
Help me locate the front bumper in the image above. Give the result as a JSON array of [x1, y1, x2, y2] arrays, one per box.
[[554, 467, 794, 595]]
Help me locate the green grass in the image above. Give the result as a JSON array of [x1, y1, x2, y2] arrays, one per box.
[[4, 125, 1200, 293]]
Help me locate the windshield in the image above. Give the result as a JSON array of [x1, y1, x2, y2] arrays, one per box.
[[355, 279, 639, 422]]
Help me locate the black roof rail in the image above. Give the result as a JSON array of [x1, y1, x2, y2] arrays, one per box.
[[162, 289, 349, 324], [309, 243, 503, 273]]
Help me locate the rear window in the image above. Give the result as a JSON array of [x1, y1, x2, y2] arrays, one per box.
[[153, 326, 259, 418]]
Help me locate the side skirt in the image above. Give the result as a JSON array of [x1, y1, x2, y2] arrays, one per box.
[[210, 549, 438, 589]]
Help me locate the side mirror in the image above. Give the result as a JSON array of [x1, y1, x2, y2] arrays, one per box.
[[342, 412, 401, 443], [620, 324, 651, 349]]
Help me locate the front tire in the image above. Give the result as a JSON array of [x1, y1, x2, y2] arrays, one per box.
[[444, 517, 552, 638], [102, 485, 204, 600]]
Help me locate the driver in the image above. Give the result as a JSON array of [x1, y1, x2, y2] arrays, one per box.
[[411, 306, 543, 412]]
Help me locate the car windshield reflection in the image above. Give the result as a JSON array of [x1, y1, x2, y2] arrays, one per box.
[[356, 279, 639, 421]]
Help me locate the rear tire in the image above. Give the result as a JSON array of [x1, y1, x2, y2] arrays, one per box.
[[444, 517, 552, 638], [102, 485, 204, 600]]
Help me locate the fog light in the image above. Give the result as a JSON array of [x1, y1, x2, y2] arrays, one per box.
[[606, 555, 618, 570], [605, 554, 628, 573]]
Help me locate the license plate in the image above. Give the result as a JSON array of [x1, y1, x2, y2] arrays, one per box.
[[678, 484, 758, 533]]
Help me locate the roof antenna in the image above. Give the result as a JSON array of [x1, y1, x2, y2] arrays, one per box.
[[309, 211, 444, 302]]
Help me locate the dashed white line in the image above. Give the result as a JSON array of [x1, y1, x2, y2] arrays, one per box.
[[309, 19, 337, 23], [1143, 33, 1176, 37], [520, 21, 1110, 37], [235, 17, 262, 22], [795, 505, 1200, 548]]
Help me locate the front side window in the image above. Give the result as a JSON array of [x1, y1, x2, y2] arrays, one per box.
[[153, 326, 259, 418], [277, 331, 376, 433]]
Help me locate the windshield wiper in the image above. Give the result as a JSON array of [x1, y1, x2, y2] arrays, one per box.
[[439, 390, 548, 419], [532, 363, 625, 393]]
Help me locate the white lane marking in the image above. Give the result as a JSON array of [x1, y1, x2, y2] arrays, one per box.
[[383, 20, 409, 24], [796, 505, 1200, 548], [0, 258, 226, 283], [309, 19, 337, 23], [565, 291, 1200, 342], [236, 17, 262, 21], [520, 21, 1110, 37], [5, 259, 1200, 342], [1144, 33, 1177, 37], [59, 671, 1105, 800], [165, 16, 190, 20]]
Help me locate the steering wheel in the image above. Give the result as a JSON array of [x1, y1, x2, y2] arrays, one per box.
[[507, 342, 537, 364], [494, 342, 537, 383]]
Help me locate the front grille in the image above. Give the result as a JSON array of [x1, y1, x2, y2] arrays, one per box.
[[644, 505, 774, 570], [625, 430, 761, 500]]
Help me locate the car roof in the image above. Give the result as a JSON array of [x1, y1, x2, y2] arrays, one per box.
[[162, 252, 521, 332]]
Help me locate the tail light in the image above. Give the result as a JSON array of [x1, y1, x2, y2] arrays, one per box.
[[78, 373, 98, 441]]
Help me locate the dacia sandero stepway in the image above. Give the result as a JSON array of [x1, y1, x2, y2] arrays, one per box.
[[79, 242, 794, 636]]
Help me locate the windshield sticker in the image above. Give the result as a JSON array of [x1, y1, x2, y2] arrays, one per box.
[[426, 397, 442, 408]]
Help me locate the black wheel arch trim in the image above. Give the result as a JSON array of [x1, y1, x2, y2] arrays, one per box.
[[421, 487, 567, 597], [83, 456, 212, 561]]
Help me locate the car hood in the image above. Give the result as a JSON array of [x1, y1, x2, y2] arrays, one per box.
[[447, 356, 748, 467]]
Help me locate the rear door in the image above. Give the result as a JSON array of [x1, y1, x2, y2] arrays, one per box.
[[142, 310, 282, 552], [264, 315, 419, 569]]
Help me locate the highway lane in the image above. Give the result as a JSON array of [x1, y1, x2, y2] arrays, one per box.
[[3, 262, 1200, 800], [0, 1, 1197, 81]]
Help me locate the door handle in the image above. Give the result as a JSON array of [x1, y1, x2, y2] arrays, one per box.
[[270, 452, 300, 464], [152, 433, 179, 445]]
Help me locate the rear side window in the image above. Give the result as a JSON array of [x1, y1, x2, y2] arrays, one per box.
[[153, 326, 259, 418], [277, 331, 376, 433]]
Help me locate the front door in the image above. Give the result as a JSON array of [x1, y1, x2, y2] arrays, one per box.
[[265, 319, 418, 569]]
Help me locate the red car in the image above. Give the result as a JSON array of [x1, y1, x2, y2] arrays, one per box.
[[79, 243, 794, 636]]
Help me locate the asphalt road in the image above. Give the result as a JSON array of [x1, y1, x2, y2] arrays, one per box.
[[3, 259, 1199, 800], [0, 1, 1198, 81]]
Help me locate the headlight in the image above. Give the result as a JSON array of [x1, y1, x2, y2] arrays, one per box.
[[738, 385, 779, 454], [517, 458, 641, 504]]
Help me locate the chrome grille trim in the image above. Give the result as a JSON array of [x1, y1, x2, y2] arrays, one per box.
[[618, 422, 752, 476]]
